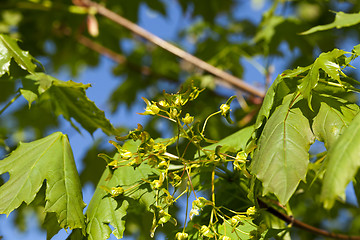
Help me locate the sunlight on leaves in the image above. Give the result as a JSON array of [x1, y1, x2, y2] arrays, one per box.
[[251, 94, 315, 204], [0, 34, 37, 76], [0, 132, 86, 231], [321, 112, 360, 208], [301, 11, 360, 35]]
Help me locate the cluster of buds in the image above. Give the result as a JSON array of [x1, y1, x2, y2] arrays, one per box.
[[139, 85, 203, 123], [98, 85, 265, 239], [234, 150, 247, 171], [189, 197, 211, 220]]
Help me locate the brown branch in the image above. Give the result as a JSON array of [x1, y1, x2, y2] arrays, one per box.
[[257, 198, 360, 240], [75, 34, 152, 76], [76, 34, 189, 83], [73, 0, 265, 99]]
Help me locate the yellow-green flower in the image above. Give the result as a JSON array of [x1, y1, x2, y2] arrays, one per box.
[[110, 186, 124, 197], [182, 113, 194, 124], [144, 104, 160, 115], [246, 206, 256, 216], [119, 149, 132, 160], [220, 103, 230, 116], [175, 232, 188, 240]]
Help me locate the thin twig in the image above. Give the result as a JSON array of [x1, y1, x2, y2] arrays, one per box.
[[257, 198, 360, 240], [0, 92, 21, 116], [73, 0, 265, 98]]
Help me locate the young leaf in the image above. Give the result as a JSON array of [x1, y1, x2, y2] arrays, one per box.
[[312, 94, 359, 150], [251, 94, 315, 204], [0, 34, 37, 76], [85, 164, 161, 240], [255, 73, 299, 132], [0, 132, 86, 231], [321, 111, 360, 208], [301, 11, 360, 35], [298, 49, 346, 108], [84, 140, 163, 239]]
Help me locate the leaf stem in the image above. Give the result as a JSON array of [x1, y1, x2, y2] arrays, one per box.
[[0, 92, 21, 116], [318, 79, 360, 93], [201, 111, 221, 135]]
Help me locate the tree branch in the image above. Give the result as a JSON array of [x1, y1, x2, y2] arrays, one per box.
[[75, 34, 180, 82], [73, 0, 265, 98], [257, 198, 360, 240]]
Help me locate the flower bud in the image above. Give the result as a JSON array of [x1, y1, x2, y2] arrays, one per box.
[[175, 232, 188, 240], [246, 206, 256, 216], [220, 103, 230, 116], [182, 113, 194, 125]]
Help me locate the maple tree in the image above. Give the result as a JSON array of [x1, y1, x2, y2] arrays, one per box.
[[2, 0, 360, 239]]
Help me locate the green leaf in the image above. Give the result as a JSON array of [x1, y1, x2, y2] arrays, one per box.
[[298, 49, 346, 108], [255, 72, 299, 132], [204, 125, 254, 154], [251, 94, 315, 204], [254, 15, 285, 45], [312, 94, 359, 150], [321, 111, 360, 208], [0, 34, 37, 76], [255, 75, 282, 131], [216, 219, 265, 240], [21, 73, 117, 135], [85, 141, 162, 240], [0, 132, 86, 231], [301, 11, 360, 35], [85, 166, 159, 240], [42, 212, 62, 240]]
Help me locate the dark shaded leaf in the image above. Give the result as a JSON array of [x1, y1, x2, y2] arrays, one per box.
[[21, 73, 117, 135]]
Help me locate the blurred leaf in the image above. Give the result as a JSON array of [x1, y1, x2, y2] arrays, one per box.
[[79, 140, 112, 186], [21, 73, 117, 135], [321, 111, 360, 208], [0, 132, 86, 231], [12, 103, 59, 139], [302, 11, 360, 35], [251, 94, 315, 204], [42, 212, 62, 240], [353, 170, 360, 207], [178, 0, 235, 23], [0, 77, 15, 103], [255, 13, 311, 56]]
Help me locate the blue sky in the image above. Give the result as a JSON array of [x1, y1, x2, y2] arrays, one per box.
[[1, 0, 360, 239]]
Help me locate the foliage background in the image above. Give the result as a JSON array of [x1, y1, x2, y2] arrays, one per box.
[[1, 0, 360, 239]]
